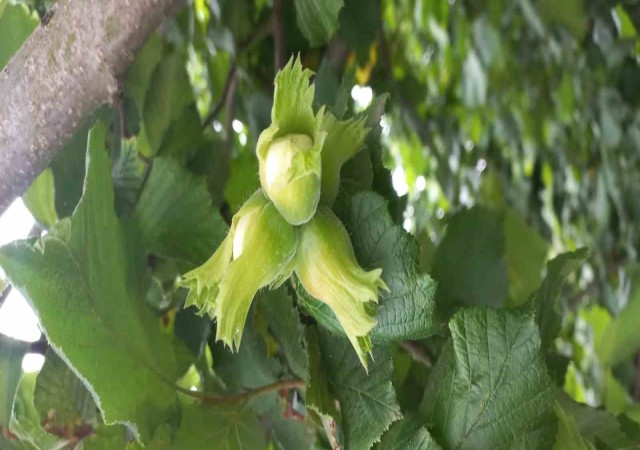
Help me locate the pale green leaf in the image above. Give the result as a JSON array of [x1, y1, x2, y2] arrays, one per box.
[[420, 304, 557, 449], [132, 157, 227, 266], [0, 3, 37, 69], [271, 57, 316, 137], [10, 373, 68, 450], [318, 330, 402, 450], [0, 124, 181, 444], [22, 169, 58, 228], [294, 0, 344, 47], [378, 416, 442, 450], [0, 335, 28, 428], [34, 350, 97, 428], [319, 113, 369, 205], [613, 5, 637, 39]]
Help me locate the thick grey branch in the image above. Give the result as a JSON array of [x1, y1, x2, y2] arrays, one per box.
[[0, 0, 185, 215]]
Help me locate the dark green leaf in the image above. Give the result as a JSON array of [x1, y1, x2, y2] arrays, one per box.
[[259, 287, 307, 380], [128, 401, 266, 450], [378, 416, 442, 450], [339, 192, 442, 342], [432, 207, 508, 312], [534, 248, 588, 350], [337, 0, 380, 63], [318, 330, 402, 450], [421, 304, 557, 449]]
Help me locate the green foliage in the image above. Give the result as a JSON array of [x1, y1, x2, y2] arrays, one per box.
[[132, 157, 227, 265], [421, 304, 557, 449], [0, 125, 182, 444], [0, 336, 28, 428], [2, 0, 640, 448]]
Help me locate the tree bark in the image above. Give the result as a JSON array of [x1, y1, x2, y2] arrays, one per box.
[[0, 0, 185, 215]]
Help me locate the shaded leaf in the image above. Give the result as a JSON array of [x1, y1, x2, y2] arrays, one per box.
[[420, 304, 557, 449], [294, 0, 344, 47], [432, 206, 508, 311], [599, 265, 640, 366], [0, 335, 28, 428], [378, 416, 442, 450], [34, 350, 97, 428], [558, 392, 637, 449], [128, 401, 266, 450], [318, 330, 402, 450], [77, 424, 128, 450], [504, 208, 548, 306], [260, 287, 307, 380], [534, 248, 588, 350], [132, 157, 227, 266], [339, 192, 442, 342]]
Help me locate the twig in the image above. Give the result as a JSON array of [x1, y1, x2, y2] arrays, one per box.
[[272, 0, 286, 72], [201, 64, 237, 129], [116, 79, 129, 139], [177, 378, 305, 404], [399, 340, 432, 368], [224, 69, 238, 142], [0, 285, 11, 309], [29, 339, 49, 355], [238, 17, 274, 53], [634, 352, 640, 401]]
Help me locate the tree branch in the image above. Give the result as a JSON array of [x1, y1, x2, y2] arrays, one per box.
[[272, 0, 286, 72], [0, 0, 186, 215], [201, 64, 237, 129], [399, 340, 432, 368], [177, 378, 305, 405]]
